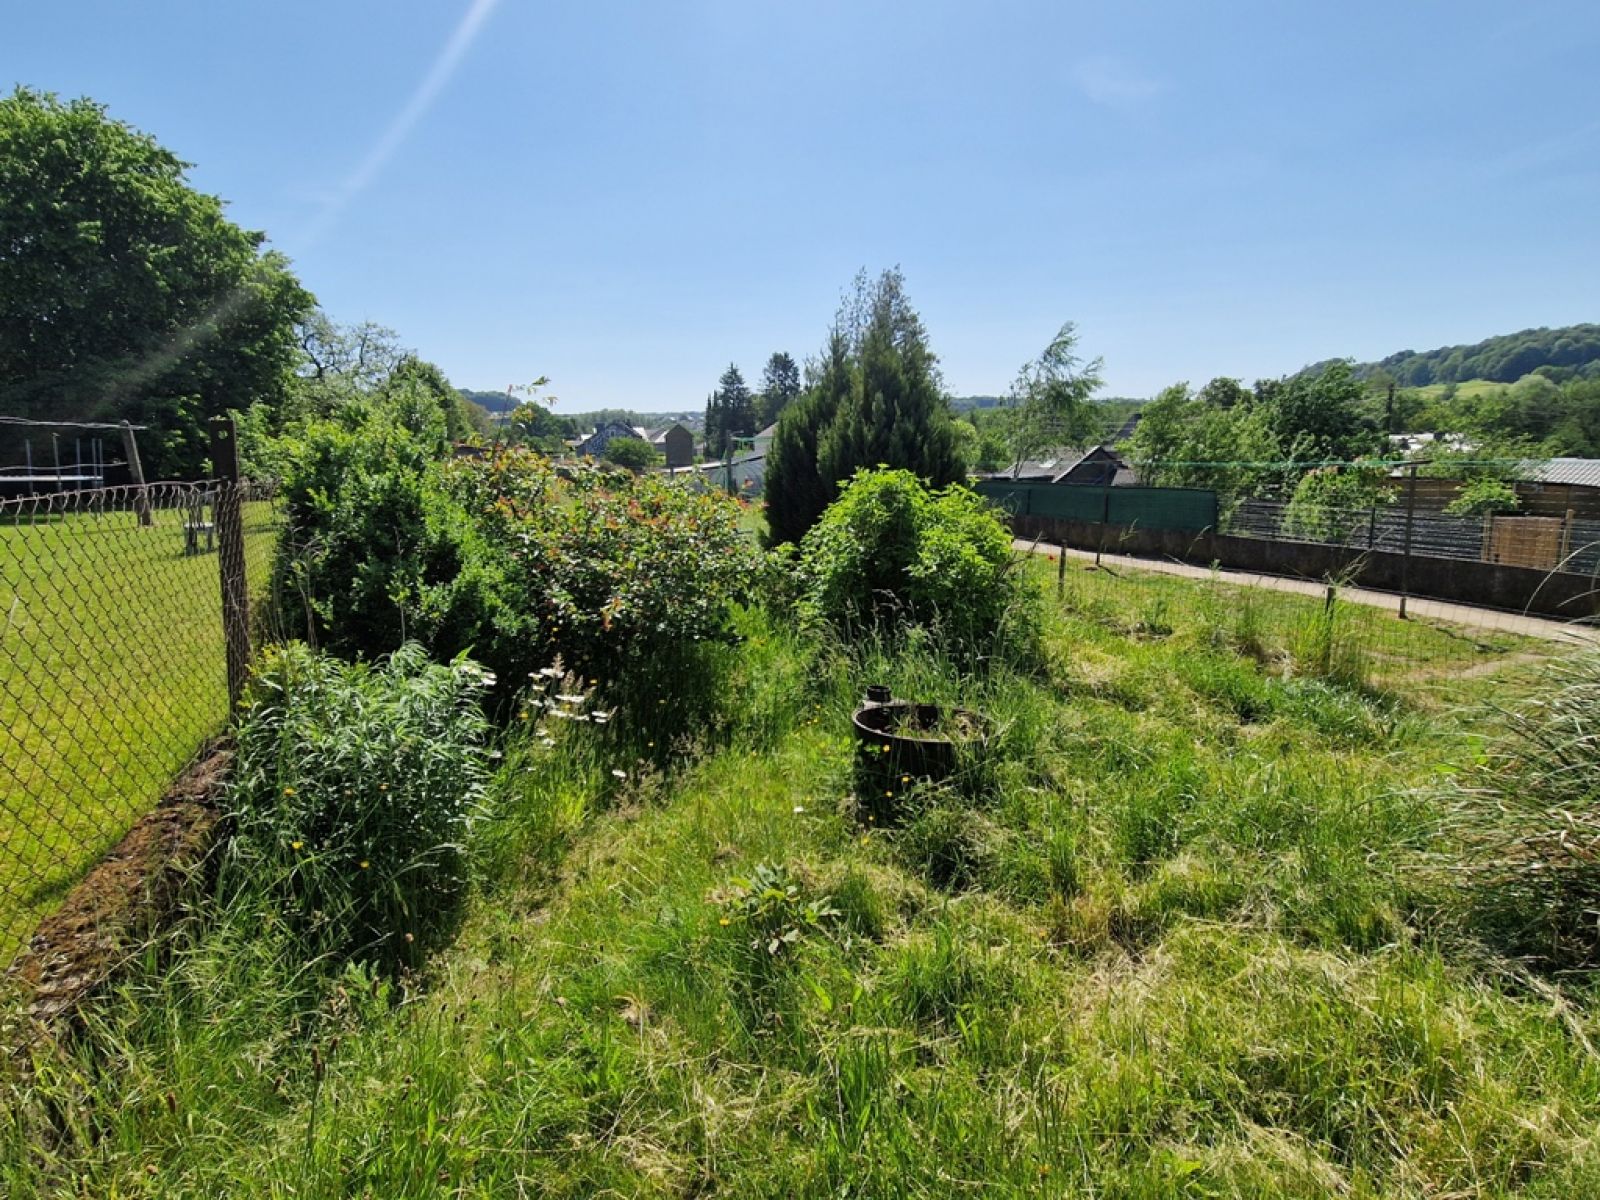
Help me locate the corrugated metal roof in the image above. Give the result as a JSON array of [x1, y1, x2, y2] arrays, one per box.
[[1524, 458, 1600, 489]]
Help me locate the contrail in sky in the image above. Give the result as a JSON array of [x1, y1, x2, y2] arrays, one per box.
[[302, 0, 504, 245]]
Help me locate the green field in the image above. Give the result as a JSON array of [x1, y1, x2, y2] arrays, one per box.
[[9, 555, 1596, 1196], [1404, 378, 1512, 403], [0, 500, 277, 965]]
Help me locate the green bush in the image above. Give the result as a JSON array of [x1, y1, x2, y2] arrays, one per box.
[[445, 449, 760, 692], [1282, 462, 1391, 543], [273, 416, 477, 658], [1444, 476, 1520, 517], [601, 436, 660, 471], [796, 468, 1025, 651], [274, 433, 757, 714], [225, 642, 493, 972]]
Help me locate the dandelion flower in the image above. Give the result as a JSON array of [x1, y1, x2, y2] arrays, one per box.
[[282, 786, 296, 797], [885, 791, 894, 799], [359, 860, 370, 870], [718, 917, 730, 927], [291, 841, 303, 851]]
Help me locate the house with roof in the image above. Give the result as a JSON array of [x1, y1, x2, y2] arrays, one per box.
[[644, 423, 694, 468], [977, 445, 1138, 487], [572, 420, 644, 458]]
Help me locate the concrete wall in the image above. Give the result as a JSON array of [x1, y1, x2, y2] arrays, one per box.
[[1012, 513, 1600, 621]]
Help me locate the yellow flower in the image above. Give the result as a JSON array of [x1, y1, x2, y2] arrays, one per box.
[[359, 860, 370, 870], [282, 786, 297, 797], [718, 917, 730, 927], [885, 791, 894, 799], [379, 784, 388, 792], [291, 841, 303, 851]]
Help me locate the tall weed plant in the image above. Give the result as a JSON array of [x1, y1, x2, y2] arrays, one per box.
[[224, 641, 493, 973], [1444, 649, 1600, 971]]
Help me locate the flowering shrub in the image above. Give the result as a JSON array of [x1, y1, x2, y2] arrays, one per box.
[[225, 642, 493, 972], [275, 436, 760, 710], [444, 448, 760, 689], [797, 468, 1025, 650]]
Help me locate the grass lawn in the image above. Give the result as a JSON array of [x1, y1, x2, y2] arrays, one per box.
[[0, 501, 277, 965], [6, 556, 1596, 1196]]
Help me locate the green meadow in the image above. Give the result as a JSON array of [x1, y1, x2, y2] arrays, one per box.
[[7, 555, 1594, 1198]]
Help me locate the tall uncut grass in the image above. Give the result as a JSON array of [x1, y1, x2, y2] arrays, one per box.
[[3, 558, 1597, 1197]]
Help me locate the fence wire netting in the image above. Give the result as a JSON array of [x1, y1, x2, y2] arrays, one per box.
[[1030, 538, 1592, 696], [0, 481, 280, 968], [1220, 498, 1600, 576]]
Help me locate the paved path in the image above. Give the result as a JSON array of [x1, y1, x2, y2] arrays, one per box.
[[1014, 538, 1598, 647]]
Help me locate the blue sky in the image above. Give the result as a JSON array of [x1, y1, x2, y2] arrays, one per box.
[[7, 1, 1599, 410]]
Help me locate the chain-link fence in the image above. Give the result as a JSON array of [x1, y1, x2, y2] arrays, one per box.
[[1026, 539, 1590, 696], [0, 479, 281, 968]]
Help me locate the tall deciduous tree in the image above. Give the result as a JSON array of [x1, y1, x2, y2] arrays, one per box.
[[1006, 322, 1104, 475], [765, 269, 965, 546], [757, 351, 801, 427], [0, 87, 312, 476]]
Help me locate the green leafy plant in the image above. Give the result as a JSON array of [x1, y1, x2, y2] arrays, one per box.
[[224, 642, 493, 972], [711, 862, 840, 957], [444, 448, 760, 692], [1282, 462, 1392, 543], [1444, 476, 1521, 517], [796, 467, 1028, 654], [602, 436, 661, 471]]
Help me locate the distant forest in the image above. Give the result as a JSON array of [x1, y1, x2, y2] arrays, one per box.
[[1311, 324, 1600, 387]]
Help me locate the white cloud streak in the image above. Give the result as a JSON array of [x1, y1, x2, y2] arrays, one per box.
[[302, 0, 503, 244], [1070, 56, 1164, 108]]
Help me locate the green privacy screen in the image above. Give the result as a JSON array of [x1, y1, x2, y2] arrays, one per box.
[[974, 480, 1218, 532]]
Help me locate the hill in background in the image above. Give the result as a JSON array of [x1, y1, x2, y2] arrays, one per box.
[[1308, 324, 1600, 388]]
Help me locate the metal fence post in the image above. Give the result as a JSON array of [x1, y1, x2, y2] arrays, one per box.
[[1398, 462, 1419, 620], [210, 417, 250, 712]]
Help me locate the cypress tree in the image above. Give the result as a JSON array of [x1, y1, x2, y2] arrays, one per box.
[[764, 269, 965, 546]]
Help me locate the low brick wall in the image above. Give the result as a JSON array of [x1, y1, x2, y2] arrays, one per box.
[[1013, 514, 1600, 621]]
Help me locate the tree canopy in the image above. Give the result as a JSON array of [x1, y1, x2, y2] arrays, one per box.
[[1314, 324, 1600, 388], [1005, 322, 1104, 473], [757, 352, 801, 427], [765, 269, 964, 546], [0, 87, 313, 476], [704, 364, 757, 459]]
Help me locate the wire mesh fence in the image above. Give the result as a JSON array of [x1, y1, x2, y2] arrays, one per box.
[[1220, 498, 1600, 575], [0, 480, 281, 968], [1030, 539, 1591, 696]]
